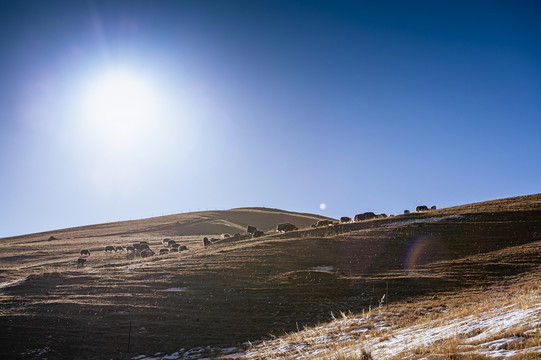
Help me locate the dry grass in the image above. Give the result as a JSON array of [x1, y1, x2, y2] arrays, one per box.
[[0, 194, 540, 359], [237, 274, 541, 359]]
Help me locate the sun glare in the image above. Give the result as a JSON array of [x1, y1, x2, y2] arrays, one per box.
[[80, 70, 160, 149]]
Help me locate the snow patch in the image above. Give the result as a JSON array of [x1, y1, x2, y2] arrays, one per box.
[[385, 215, 463, 227], [0, 278, 26, 289], [311, 266, 334, 272]]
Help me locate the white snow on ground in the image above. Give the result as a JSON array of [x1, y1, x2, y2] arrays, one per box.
[[311, 266, 334, 272], [384, 215, 463, 227], [132, 292, 541, 359], [367, 302, 541, 359], [0, 278, 26, 289], [20, 347, 50, 358]]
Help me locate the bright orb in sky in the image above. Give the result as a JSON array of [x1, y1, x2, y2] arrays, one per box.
[[80, 70, 160, 150], [320, 203, 327, 210]]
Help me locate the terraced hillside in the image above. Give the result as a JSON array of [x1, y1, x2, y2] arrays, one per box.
[[0, 194, 540, 359]]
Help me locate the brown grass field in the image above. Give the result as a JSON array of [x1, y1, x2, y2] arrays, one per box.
[[1, 195, 540, 359]]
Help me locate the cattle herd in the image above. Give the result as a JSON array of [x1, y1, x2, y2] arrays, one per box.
[[76, 238, 191, 267], [76, 204, 436, 267], [311, 204, 437, 228]]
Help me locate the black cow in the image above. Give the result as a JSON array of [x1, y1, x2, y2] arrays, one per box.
[[247, 225, 257, 234], [316, 220, 334, 227], [416, 205, 429, 212], [340, 217, 351, 223], [354, 212, 377, 222], [159, 249, 169, 255], [77, 258, 86, 268], [252, 230, 264, 238], [203, 237, 211, 246], [179, 245, 188, 251], [80, 249, 91, 256], [126, 246, 135, 252], [105, 246, 115, 252], [277, 223, 298, 232], [115, 246, 124, 252], [141, 250, 155, 258]]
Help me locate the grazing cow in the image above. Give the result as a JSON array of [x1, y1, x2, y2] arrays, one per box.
[[115, 246, 124, 252], [159, 249, 169, 255], [48, 236, 57, 241], [203, 237, 211, 246], [77, 258, 86, 268], [166, 240, 176, 247], [141, 250, 155, 258], [340, 217, 351, 223], [247, 225, 257, 234], [126, 252, 135, 260], [354, 212, 377, 222], [105, 245, 115, 252], [277, 223, 298, 232], [404, 210, 410, 214], [170, 247, 179, 253], [80, 249, 91, 256], [133, 243, 142, 250], [252, 230, 264, 238], [430, 205, 437, 210], [179, 245, 188, 251], [316, 220, 334, 227], [140, 244, 150, 250], [221, 233, 231, 239], [126, 246, 135, 252], [416, 205, 429, 212], [162, 238, 171, 245], [171, 243, 180, 249]]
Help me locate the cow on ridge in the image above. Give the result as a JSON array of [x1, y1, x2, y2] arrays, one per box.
[[354, 212, 377, 222], [277, 223, 298, 232]]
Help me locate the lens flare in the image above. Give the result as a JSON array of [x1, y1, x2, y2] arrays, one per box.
[[402, 233, 444, 275]]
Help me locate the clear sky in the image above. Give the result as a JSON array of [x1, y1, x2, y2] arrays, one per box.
[[1, 1, 540, 237]]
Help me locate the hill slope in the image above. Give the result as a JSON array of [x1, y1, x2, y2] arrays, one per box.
[[0, 195, 540, 359]]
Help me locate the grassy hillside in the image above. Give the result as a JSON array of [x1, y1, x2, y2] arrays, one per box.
[[0, 195, 540, 359]]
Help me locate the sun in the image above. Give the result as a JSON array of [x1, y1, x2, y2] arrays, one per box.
[[80, 69, 160, 150]]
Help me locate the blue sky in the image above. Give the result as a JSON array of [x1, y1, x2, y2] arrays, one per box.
[[1, 1, 540, 237]]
